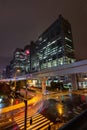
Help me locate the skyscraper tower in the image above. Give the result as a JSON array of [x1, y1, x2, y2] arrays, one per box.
[[7, 14, 76, 78], [35, 15, 75, 70]]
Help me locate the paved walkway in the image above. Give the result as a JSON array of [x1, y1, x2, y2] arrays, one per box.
[[59, 109, 87, 130]]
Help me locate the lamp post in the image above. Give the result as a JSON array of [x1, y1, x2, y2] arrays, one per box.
[[24, 74, 33, 129], [24, 77, 28, 130], [13, 69, 20, 98], [24, 98, 27, 130], [14, 69, 20, 93]]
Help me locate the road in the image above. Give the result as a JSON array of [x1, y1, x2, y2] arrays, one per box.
[[1, 90, 87, 129]]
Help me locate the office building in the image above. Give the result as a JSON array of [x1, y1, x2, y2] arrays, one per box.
[[6, 15, 76, 77], [33, 15, 76, 71]]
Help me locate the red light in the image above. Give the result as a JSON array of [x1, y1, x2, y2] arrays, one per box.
[[25, 50, 30, 55], [15, 100, 19, 104]]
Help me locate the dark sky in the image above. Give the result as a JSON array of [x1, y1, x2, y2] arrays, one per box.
[[0, 0, 87, 71]]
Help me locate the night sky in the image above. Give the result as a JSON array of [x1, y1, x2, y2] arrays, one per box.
[[0, 0, 87, 71]]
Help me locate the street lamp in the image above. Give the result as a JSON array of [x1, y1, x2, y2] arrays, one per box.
[[14, 69, 28, 130], [14, 69, 20, 92], [24, 98, 27, 130], [24, 77, 28, 130]]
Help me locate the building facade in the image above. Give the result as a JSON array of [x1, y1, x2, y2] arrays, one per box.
[[33, 15, 76, 71], [6, 15, 76, 78], [7, 42, 38, 77]]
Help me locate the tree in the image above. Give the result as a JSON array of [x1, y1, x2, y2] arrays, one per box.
[[50, 81, 64, 90]]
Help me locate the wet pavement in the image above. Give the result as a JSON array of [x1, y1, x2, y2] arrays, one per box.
[[0, 96, 23, 109], [40, 93, 87, 127], [1, 91, 87, 129]]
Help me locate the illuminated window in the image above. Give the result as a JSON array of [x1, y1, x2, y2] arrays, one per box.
[[65, 37, 72, 42], [52, 60, 57, 67], [47, 61, 51, 68]]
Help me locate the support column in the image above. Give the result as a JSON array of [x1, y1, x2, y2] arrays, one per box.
[[41, 77, 48, 95], [71, 74, 78, 90]]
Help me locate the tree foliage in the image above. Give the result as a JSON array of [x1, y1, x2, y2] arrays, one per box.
[[50, 81, 64, 90]]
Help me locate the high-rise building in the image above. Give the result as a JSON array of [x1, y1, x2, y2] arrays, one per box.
[[6, 15, 76, 77], [8, 42, 38, 77], [24, 41, 39, 73], [9, 48, 29, 76], [34, 15, 76, 70]]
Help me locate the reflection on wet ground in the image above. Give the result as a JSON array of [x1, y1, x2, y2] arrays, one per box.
[[0, 97, 22, 108], [41, 94, 87, 124]]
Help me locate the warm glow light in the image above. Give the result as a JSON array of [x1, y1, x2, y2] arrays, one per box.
[[16, 69, 21, 73], [0, 94, 42, 114], [57, 103, 64, 116], [10, 98, 14, 105]]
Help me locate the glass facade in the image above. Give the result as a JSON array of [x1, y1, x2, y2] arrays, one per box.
[[34, 15, 76, 71], [77, 73, 87, 89], [9, 48, 31, 76], [7, 15, 76, 77]]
